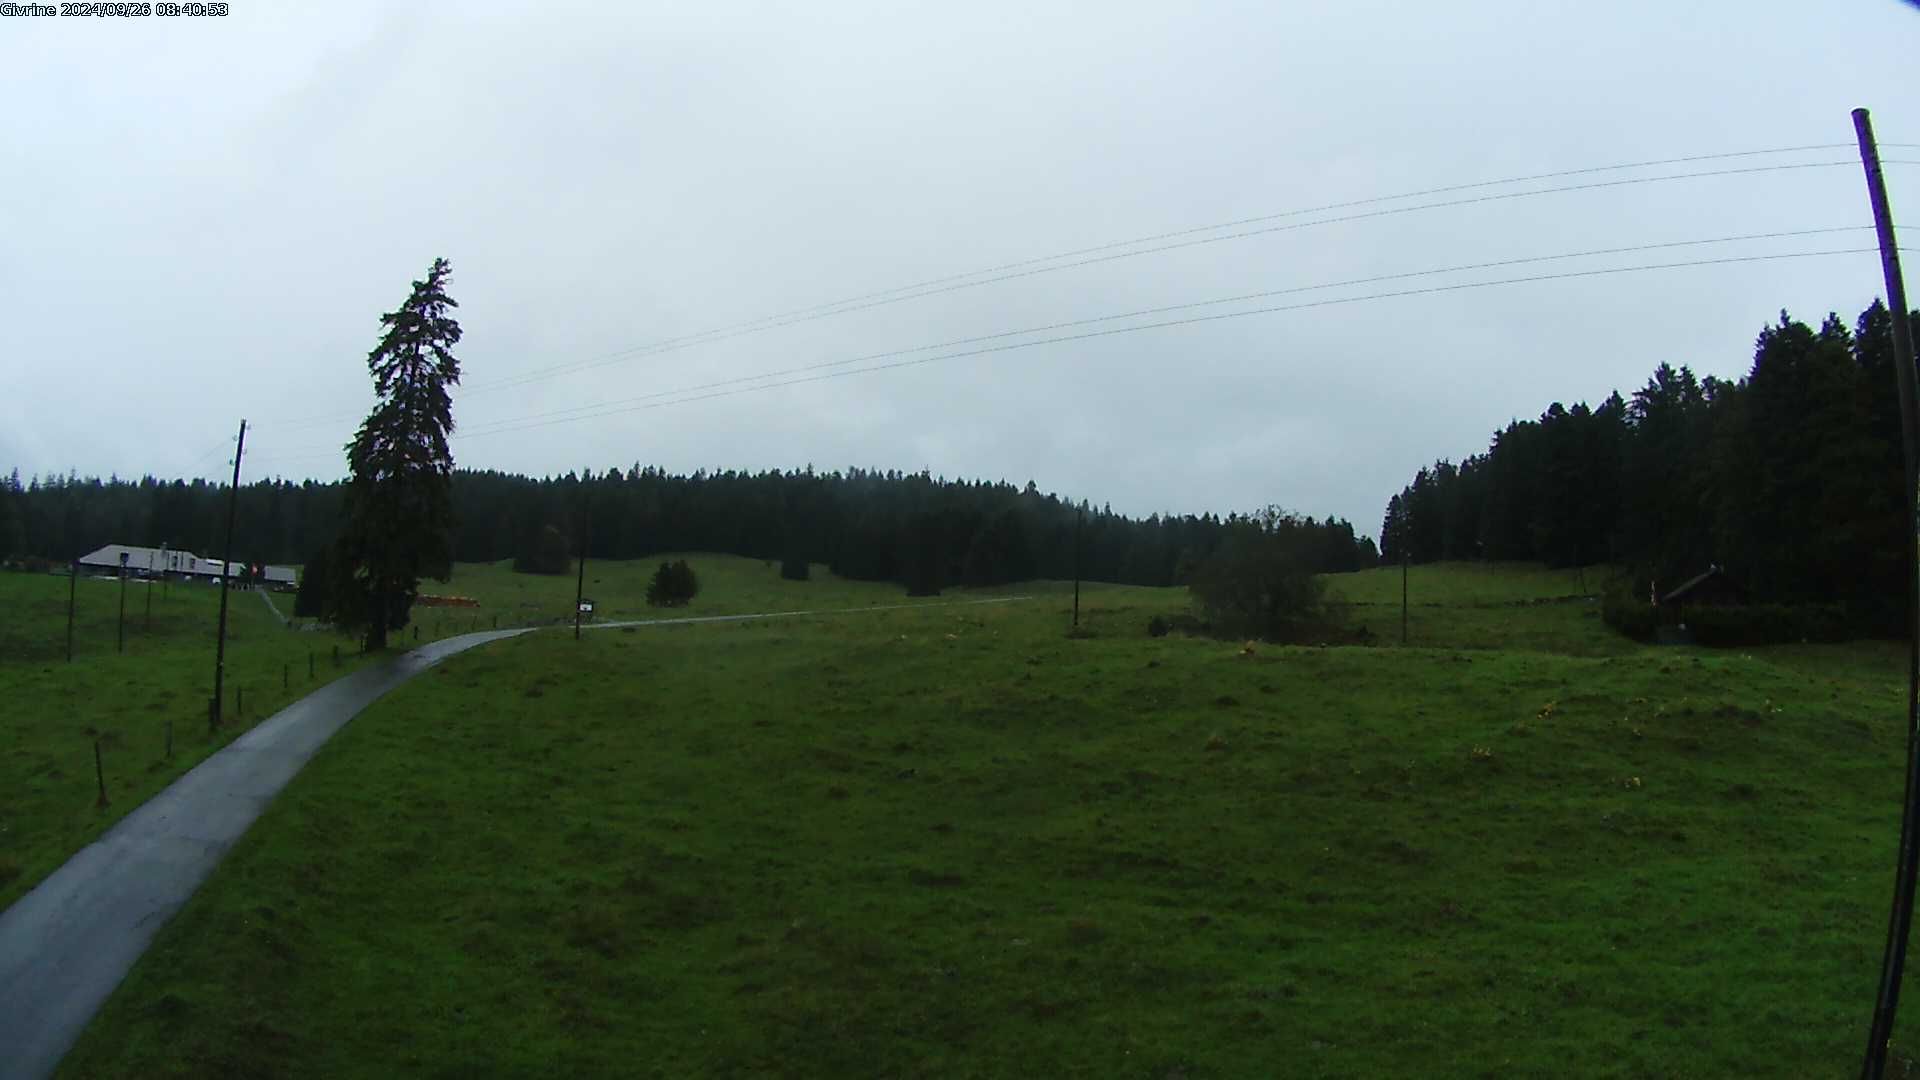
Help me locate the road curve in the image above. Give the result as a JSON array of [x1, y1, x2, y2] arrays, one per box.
[[0, 628, 530, 1080], [0, 594, 1034, 1078]]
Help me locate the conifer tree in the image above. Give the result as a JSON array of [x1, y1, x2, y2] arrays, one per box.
[[330, 258, 463, 649]]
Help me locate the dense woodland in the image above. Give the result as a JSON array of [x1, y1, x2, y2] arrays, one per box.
[[0, 465, 1376, 593], [1380, 300, 1920, 631]]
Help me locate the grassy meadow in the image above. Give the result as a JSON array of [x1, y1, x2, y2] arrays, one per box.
[[0, 570, 369, 910], [430, 555, 1031, 628], [44, 556, 1920, 1077], [1324, 561, 1630, 658]]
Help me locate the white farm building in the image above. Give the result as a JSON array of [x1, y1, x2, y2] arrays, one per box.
[[75, 544, 297, 589]]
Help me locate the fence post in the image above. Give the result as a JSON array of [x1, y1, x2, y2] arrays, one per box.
[[93, 738, 108, 807]]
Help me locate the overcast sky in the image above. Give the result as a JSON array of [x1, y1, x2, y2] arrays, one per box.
[[4, 1, 1917, 539]]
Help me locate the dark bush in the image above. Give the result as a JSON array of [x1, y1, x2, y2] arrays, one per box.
[[1147, 615, 1170, 638], [1603, 577, 1848, 646], [1601, 582, 1660, 641], [513, 524, 571, 575], [1187, 513, 1326, 641], [294, 546, 331, 617], [781, 555, 810, 581], [646, 559, 698, 607], [1685, 602, 1846, 646]]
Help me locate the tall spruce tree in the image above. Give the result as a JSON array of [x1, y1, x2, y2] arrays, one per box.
[[331, 258, 463, 649]]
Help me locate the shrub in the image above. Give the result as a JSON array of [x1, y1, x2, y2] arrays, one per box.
[[646, 559, 698, 607], [1685, 602, 1846, 646], [781, 555, 810, 582], [512, 524, 571, 576], [294, 546, 331, 618], [1602, 578, 1849, 646], [1601, 582, 1660, 641], [1146, 615, 1170, 638], [1187, 514, 1326, 641]]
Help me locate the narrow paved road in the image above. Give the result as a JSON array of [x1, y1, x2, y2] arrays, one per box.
[[0, 594, 1033, 1079], [0, 629, 529, 1080], [255, 586, 290, 626]]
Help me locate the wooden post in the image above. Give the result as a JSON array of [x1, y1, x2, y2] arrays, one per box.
[[1072, 507, 1082, 629], [65, 560, 76, 663], [93, 738, 108, 808], [1853, 105, 1920, 1080], [575, 498, 591, 641], [116, 557, 127, 654], [210, 419, 246, 732], [1401, 550, 1409, 646]]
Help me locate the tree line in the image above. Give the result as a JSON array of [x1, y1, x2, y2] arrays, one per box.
[[1379, 300, 1919, 631], [0, 465, 1378, 593]]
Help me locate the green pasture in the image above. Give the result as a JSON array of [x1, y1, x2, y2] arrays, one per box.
[[44, 559, 1920, 1077]]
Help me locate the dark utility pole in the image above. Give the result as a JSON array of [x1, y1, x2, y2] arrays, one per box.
[[143, 547, 154, 632], [65, 559, 77, 662], [1854, 106, 1920, 1080], [574, 498, 590, 641], [1072, 507, 1083, 629], [210, 420, 246, 732], [116, 552, 128, 653]]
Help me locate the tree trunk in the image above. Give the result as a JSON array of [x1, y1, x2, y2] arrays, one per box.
[[366, 583, 388, 651]]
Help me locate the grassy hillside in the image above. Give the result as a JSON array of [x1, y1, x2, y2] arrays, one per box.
[[49, 558, 1920, 1076], [1322, 560, 1608, 606], [434, 555, 1029, 628], [0, 571, 368, 909]]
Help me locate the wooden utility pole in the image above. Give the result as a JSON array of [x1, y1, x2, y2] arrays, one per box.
[[1401, 549, 1409, 645], [116, 553, 128, 653], [1853, 106, 1920, 1080], [574, 497, 590, 641], [1072, 507, 1082, 629], [65, 559, 77, 662], [143, 544, 155, 632], [210, 420, 246, 732]]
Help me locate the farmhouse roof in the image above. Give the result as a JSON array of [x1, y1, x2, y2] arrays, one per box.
[[76, 543, 201, 569], [1659, 564, 1736, 606]]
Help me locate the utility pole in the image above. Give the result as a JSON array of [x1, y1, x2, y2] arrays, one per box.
[[144, 542, 160, 632], [210, 420, 246, 732], [116, 551, 128, 653], [1854, 106, 1920, 1080], [1072, 506, 1082, 629], [65, 559, 77, 662], [1401, 548, 1409, 646], [574, 496, 590, 641]]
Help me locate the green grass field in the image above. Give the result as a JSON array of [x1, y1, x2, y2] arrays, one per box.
[[0, 571, 369, 910], [432, 555, 1034, 628], [1323, 560, 1609, 607], [34, 558, 1920, 1076]]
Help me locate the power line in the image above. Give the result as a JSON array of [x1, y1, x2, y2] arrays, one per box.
[[450, 225, 1878, 436], [455, 159, 1874, 399], [266, 144, 1899, 431], [451, 246, 1890, 442], [252, 237, 1906, 459], [172, 439, 234, 478]]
